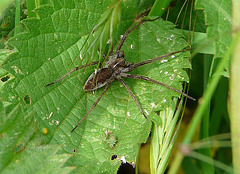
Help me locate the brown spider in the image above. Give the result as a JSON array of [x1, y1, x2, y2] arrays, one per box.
[[46, 17, 195, 132]]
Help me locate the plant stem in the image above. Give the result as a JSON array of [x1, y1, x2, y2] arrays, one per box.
[[230, 0, 240, 172], [148, 0, 172, 17], [198, 54, 214, 173], [26, 0, 36, 18]]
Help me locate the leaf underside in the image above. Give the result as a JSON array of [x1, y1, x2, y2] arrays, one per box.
[[1, 0, 191, 173]]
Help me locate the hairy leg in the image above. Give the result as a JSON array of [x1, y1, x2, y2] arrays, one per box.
[[123, 49, 191, 72], [121, 73, 195, 101], [46, 61, 99, 86], [115, 17, 160, 55], [71, 81, 112, 132], [117, 77, 147, 119]]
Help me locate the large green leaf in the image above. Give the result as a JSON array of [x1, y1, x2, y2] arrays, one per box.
[[1, 0, 191, 173]]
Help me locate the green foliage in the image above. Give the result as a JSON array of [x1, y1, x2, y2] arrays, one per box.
[[1, 0, 234, 173], [2, 144, 73, 174], [150, 98, 184, 173], [0, 99, 73, 173], [169, 0, 233, 173], [0, 0, 27, 38], [0, 0, 193, 173], [195, 0, 232, 57]]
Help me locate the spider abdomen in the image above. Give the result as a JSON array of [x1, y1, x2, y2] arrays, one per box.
[[83, 68, 114, 91]]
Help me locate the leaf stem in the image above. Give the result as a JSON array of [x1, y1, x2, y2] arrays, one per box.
[[148, 0, 172, 17], [231, 0, 240, 171], [26, 0, 36, 18]]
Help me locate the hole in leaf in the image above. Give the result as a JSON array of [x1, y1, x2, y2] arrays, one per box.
[[0, 133, 4, 138], [23, 94, 31, 105], [1, 75, 10, 82], [111, 154, 117, 160], [14, 143, 25, 153], [73, 149, 76, 153]]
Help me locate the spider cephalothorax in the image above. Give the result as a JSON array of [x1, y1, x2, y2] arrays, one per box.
[[83, 51, 128, 91]]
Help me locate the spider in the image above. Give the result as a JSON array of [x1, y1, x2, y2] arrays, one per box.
[[46, 17, 195, 132]]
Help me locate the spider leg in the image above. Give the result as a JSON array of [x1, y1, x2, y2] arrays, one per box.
[[115, 17, 160, 55], [109, 42, 115, 56], [71, 81, 112, 132], [46, 61, 99, 87], [117, 77, 147, 119], [123, 49, 192, 72], [121, 73, 195, 101]]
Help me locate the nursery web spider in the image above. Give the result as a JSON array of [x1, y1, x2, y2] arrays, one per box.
[[46, 17, 195, 132]]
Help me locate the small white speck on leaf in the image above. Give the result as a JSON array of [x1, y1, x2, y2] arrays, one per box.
[[106, 39, 111, 44], [121, 156, 127, 164], [11, 65, 23, 75], [170, 74, 175, 80], [161, 59, 168, 63], [48, 112, 53, 119], [130, 44, 135, 50], [150, 102, 157, 108], [164, 71, 168, 75], [144, 109, 149, 115]]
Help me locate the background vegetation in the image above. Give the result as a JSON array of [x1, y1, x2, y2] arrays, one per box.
[[0, 0, 236, 174]]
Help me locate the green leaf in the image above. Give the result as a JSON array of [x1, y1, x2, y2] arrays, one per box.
[[0, 99, 73, 173], [0, 49, 12, 79], [150, 98, 184, 174], [0, 100, 34, 170], [1, 145, 73, 174], [195, 0, 232, 57], [0, 0, 28, 39], [0, 0, 15, 19], [1, 0, 191, 173]]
